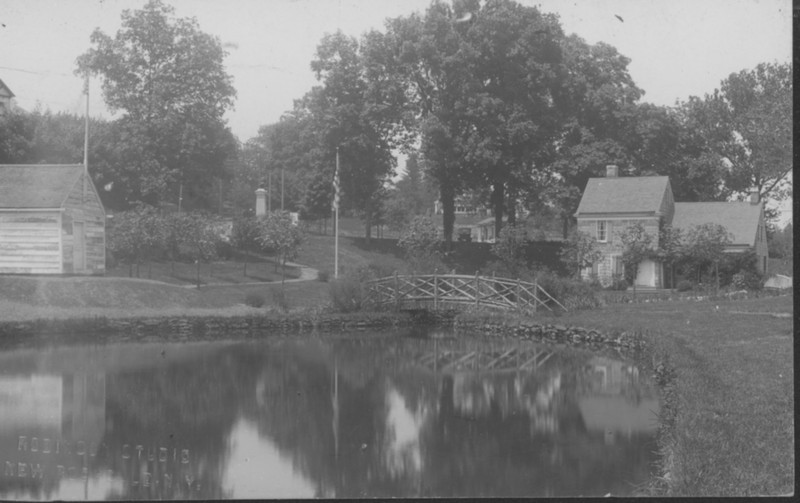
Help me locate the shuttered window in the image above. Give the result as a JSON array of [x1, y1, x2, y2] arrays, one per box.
[[596, 220, 608, 242]]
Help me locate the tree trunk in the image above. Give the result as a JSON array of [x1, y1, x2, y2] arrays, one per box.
[[492, 181, 505, 240], [507, 187, 517, 226], [196, 261, 201, 289], [441, 184, 456, 251]]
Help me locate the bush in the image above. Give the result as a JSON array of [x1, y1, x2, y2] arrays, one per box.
[[731, 270, 764, 291], [244, 292, 265, 308], [215, 239, 235, 260], [607, 274, 628, 291], [676, 280, 694, 292], [534, 269, 599, 310], [317, 270, 330, 282], [329, 277, 368, 312], [272, 289, 290, 312]]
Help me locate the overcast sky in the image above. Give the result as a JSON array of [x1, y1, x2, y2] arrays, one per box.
[[0, 0, 792, 221], [1, 0, 791, 141]]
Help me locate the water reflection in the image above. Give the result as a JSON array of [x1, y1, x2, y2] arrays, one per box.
[[0, 332, 660, 499]]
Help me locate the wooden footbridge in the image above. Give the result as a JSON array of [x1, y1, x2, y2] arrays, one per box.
[[366, 273, 566, 313], [417, 343, 556, 374]]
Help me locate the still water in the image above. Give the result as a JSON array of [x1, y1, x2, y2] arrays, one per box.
[[0, 329, 660, 499]]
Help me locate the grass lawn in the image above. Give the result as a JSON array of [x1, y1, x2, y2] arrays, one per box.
[[296, 233, 407, 278], [556, 295, 794, 497], [105, 256, 300, 286]]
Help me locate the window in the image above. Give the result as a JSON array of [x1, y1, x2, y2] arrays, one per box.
[[612, 255, 624, 276], [596, 220, 607, 242]]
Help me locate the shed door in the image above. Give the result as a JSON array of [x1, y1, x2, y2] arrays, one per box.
[[73, 221, 86, 272]]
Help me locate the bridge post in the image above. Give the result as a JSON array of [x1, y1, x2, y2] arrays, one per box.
[[516, 278, 521, 314], [394, 271, 400, 310], [533, 278, 538, 313], [474, 271, 480, 307], [434, 270, 439, 310]]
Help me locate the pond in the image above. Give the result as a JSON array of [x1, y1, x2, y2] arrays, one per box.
[[0, 328, 660, 499]]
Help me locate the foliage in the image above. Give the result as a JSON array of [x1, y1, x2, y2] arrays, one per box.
[[106, 206, 164, 275], [178, 212, 222, 287], [559, 230, 603, 277], [230, 216, 262, 275], [607, 274, 629, 291], [617, 222, 655, 294], [767, 221, 792, 259], [680, 62, 792, 207], [533, 269, 599, 310], [719, 250, 764, 289], [491, 223, 529, 277], [398, 216, 441, 273], [244, 292, 266, 308], [256, 212, 305, 285], [328, 265, 378, 312], [76, 0, 237, 209], [679, 223, 732, 291], [675, 280, 694, 292], [271, 289, 290, 312]]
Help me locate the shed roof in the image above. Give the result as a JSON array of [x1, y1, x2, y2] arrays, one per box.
[[0, 78, 13, 98], [575, 176, 670, 215], [671, 202, 762, 246], [0, 164, 84, 209]]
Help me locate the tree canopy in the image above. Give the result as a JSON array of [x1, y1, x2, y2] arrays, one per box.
[[76, 0, 237, 209]]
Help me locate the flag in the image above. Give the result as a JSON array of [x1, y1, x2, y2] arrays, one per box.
[[332, 148, 340, 211]]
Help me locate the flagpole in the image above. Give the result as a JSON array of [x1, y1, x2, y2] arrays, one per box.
[[83, 75, 89, 203], [83, 75, 89, 172], [334, 147, 340, 279]]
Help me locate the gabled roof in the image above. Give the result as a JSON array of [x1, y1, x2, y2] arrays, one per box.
[[0, 164, 84, 208], [0, 78, 14, 98], [575, 176, 671, 215], [671, 202, 763, 247]]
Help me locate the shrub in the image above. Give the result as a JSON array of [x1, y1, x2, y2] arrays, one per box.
[[215, 239, 234, 260], [272, 289, 290, 312], [317, 270, 330, 282], [731, 270, 764, 291], [533, 269, 599, 310], [607, 274, 629, 291], [329, 277, 367, 312], [676, 280, 694, 292], [244, 292, 265, 308]]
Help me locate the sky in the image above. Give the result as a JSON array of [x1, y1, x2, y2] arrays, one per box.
[[0, 0, 792, 219]]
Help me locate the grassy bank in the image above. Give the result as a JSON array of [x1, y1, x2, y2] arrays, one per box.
[[554, 295, 794, 496]]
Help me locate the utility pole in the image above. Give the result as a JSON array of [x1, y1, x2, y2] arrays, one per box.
[[268, 170, 272, 212], [281, 167, 285, 211]]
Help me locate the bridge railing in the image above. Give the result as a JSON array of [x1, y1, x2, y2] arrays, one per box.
[[366, 272, 567, 312]]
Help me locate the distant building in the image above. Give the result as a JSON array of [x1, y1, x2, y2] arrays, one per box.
[[575, 164, 768, 288], [0, 165, 106, 274], [0, 77, 14, 114]]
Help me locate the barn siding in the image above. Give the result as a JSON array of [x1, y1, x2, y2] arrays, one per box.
[[0, 211, 63, 274], [61, 173, 106, 274]]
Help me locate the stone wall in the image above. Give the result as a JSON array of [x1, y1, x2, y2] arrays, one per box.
[[577, 217, 661, 287]]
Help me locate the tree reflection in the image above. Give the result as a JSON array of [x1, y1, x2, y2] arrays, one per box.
[[0, 335, 660, 500]]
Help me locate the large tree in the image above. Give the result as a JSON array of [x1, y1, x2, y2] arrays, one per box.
[[544, 34, 642, 236], [380, 0, 477, 245], [76, 0, 237, 209], [460, 0, 568, 236], [680, 62, 792, 205]]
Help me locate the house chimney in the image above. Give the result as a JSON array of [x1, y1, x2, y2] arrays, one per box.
[[606, 164, 619, 178], [749, 190, 759, 204], [255, 188, 267, 217]]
